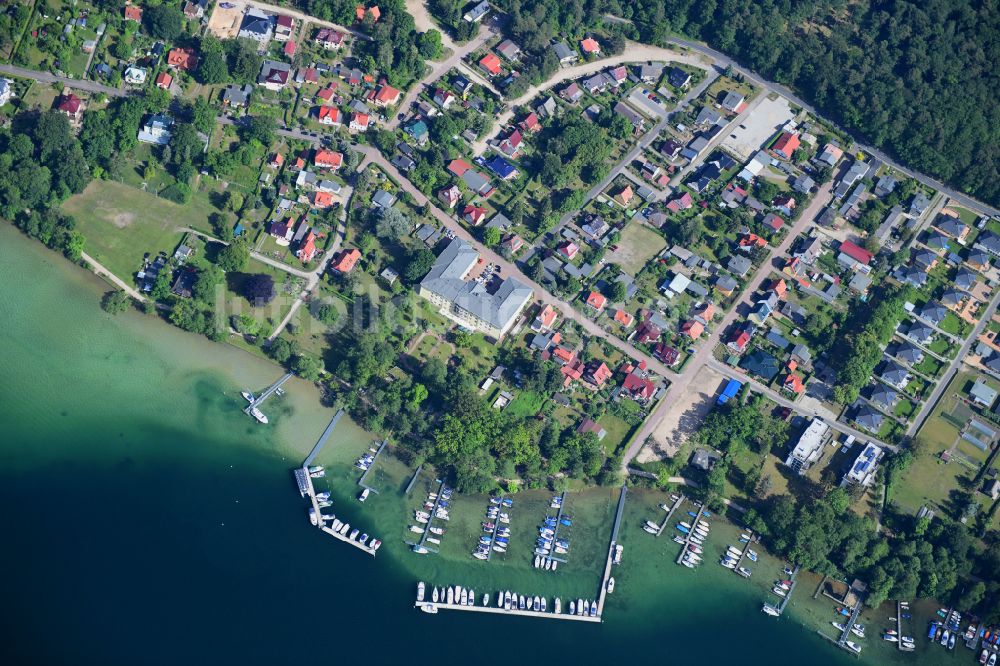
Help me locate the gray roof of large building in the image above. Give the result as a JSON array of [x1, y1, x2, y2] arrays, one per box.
[[421, 238, 531, 331]]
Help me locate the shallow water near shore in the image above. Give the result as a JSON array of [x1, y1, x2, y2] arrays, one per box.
[[0, 223, 953, 665]]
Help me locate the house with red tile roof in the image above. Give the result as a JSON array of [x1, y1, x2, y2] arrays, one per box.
[[355, 5, 381, 21], [768, 278, 787, 298], [316, 106, 340, 125], [314, 149, 343, 170], [462, 204, 487, 226], [577, 418, 607, 440], [56, 93, 84, 121], [614, 185, 634, 207], [838, 240, 873, 267], [312, 191, 334, 209], [613, 309, 634, 327], [499, 129, 522, 157], [298, 67, 319, 84], [330, 248, 361, 273], [315, 28, 346, 50], [349, 112, 369, 131], [784, 373, 805, 394], [561, 357, 585, 386], [763, 213, 784, 231], [372, 84, 401, 106], [533, 304, 558, 332], [681, 319, 704, 339], [155, 72, 172, 89], [552, 346, 575, 365], [297, 231, 317, 262], [580, 38, 600, 55], [316, 85, 337, 103], [557, 241, 579, 260], [622, 372, 656, 402], [520, 112, 541, 133], [479, 53, 502, 76], [585, 361, 612, 387], [586, 291, 607, 310], [772, 131, 800, 159], [447, 158, 472, 177], [666, 191, 693, 213], [739, 233, 767, 250], [167, 47, 198, 71], [124, 5, 142, 22], [270, 153, 284, 168], [274, 14, 295, 40], [502, 234, 523, 254], [695, 303, 715, 321], [727, 327, 751, 352]]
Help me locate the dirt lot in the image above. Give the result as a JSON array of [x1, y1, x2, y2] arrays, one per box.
[[636, 364, 726, 463], [207, 1, 246, 39]]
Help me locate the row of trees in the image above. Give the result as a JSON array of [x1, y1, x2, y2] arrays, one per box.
[[830, 284, 910, 404]]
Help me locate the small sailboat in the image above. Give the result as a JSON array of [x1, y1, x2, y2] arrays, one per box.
[[483, 593, 489, 606], [607, 577, 615, 593], [358, 488, 370, 502], [432, 587, 439, 603], [762, 604, 780, 617], [447, 587, 455, 604], [554, 598, 561, 614], [846, 641, 862, 655], [417, 582, 425, 602], [569, 600, 576, 615]]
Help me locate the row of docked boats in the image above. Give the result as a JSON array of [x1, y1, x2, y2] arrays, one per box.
[[411, 486, 452, 554], [355, 451, 375, 471], [676, 515, 711, 569], [414, 583, 599, 618], [536, 503, 571, 570], [473, 496, 512, 560], [320, 513, 381, 551], [720, 543, 752, 578], [929, 608, 963, 651], [307, 465, 325, 479]]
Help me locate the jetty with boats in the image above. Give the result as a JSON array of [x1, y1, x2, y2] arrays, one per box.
[[473, 495, 512, 562], [356, 439, 387, 494], [654, 493, 684, 536], [674, 503, 709, 569], [534, 492, 570, 570], [413, 583, 601, 622], [241, 373, 292, 423], [292, 409, 381, 557], [407, 480, 449, 555]]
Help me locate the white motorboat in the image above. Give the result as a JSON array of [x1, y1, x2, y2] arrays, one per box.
[[613, 544, 623, 564], [686, 552, 702, 562], [534, 555, 541, 568], [473, 551, 488, 560], [727, 546, 743, 556], [432, 587, 439, 603], [681, 559, 696, 568], [679, 521, 692, 530], [411, 545, 428, 554], [541, 597, 547, 612], [762, 604, 780, 617], [569, 600, 576, 615], [673, 535, 687, 544], [607, 577, 615, 593], [554, 598, 561, 614], [740, 533, 752, 541], [576, 599, 584, 616], [339, 522, 350, 535], [447, 587, 455, 604], [720, 559, 736, 569], [331, 519, 342, 531], [645, 520, 660, 530], [519, 595, 525, 610], [832, 622, 847, 632], [409, 525, 425, 534], [545, 559, 553, 571], [552, 561, 558, 571], [417, 582, 425, 602], [459, 587, 467, 605], [241, 391, 255, 403], [426, 537, 440, 545], [420, 603, 438, 614], [533, 597, 540, 612], [349, 528, 360, 540], [772, 586, 787, 597], [483, 593, 489, 606], [846, 642, 862, 654], [359, 488, 370, 502], [430, 526, 445, 535], [496, 591, 503, 607], [309, 507, 318, 526], [736, 566, 752, 578], [250, 407, 268, 424], [468, 589, 475, 606], [642, 524, 658, 534], [688, 544, 703, 554]]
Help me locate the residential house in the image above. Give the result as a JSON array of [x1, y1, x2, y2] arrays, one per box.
[[727, 255, 752, 277], [349, 112, 370, 131], [552, 41, 577, 64], [532, 304, 558, 332], [316, 106, 340, 125], [239, 8, 274, 43], [816, 143, 843, 167], [124, 66, 147, 85], [843, 443, 886, 488], [137, 114, 173, 144], [613, 309, 634, 328], [854, 404, 884, 433], [498, 130, 523, 158], [297, 231, 317, 262], [635, 320, 662, 344], [222, 84, 253, 109], [560, 82, 583, 103], [837, 240, 874, 271], [667, 67, 691, 88], [273, 14, 295, 41], [727, 325, 753, 353], [167, 47, 197, 71], [438, 185, 461, 209], [479, 53, 502, 77], [614, 185, 634, 207], [372, 190, 396, 209], [462, 204, 487, 226], [880, 362, 910, 390], [463, 0, 490, 22], [497, 40, 521, 62], [580, 38, 600, 55], [462, 169, 494, 197], [586, 291, 607, 311], [720, 91, 745, 112], [621, 371, 656, 402], [330, 248, 361, 274], [355, 5, 381, 22], [577, 418, 607, 440], [936, 216, 969, 242], [557, 241, 579, 260], [681, 319, 704, 339], [418, 238, 532, 340], [56, 93, 85, 122], [868, 384, 899, 410], [784, 419, 830, 474], [314, 149, 342, 170], [772, 132, 800, 159], [258, 60, 292, 90], [919, 301, 947, 326], [315, 28, 346, 49], [655, 343, 680, 367], [372, 84, 401, 107], [183, 0, 207, 19], [155, 72, 172, 89], [793, 174, 815, 194]]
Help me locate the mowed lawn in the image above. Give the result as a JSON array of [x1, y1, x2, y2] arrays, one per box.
[[62, 180, 220, 281], [608, 222, 667, 276]]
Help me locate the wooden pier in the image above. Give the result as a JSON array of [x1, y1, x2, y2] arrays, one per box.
[[244, 373, 292, 417], [413, 600, 601, 623], [837, 590, 866, 649], [595, 484, 628, 618], [655, 494, 684, 536], [407, 480, 445, 554], [774, 564, 801, 615], [486, 494, 506, 562], [303, 409, 343, 467], [358, 439, 387, 493], [675, 504, 706, 565], [404, 464, 423, 495], [730, 530, 755, 575]]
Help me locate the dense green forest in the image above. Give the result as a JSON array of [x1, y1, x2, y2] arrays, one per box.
[[490, 0, 1000, 208]]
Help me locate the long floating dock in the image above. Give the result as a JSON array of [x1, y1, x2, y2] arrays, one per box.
[[304, 409, 344, 467], [404, 464, 423, 495], [595, 484, 628, 617], [542, 491, 569, 565], [775, 564, 801, 614], [675, 504, 706, 565], [413, 600, 601, 622]]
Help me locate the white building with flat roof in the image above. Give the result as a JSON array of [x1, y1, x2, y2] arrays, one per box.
[[842, 442, 884, 488], [784, 419, 831, 475]]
